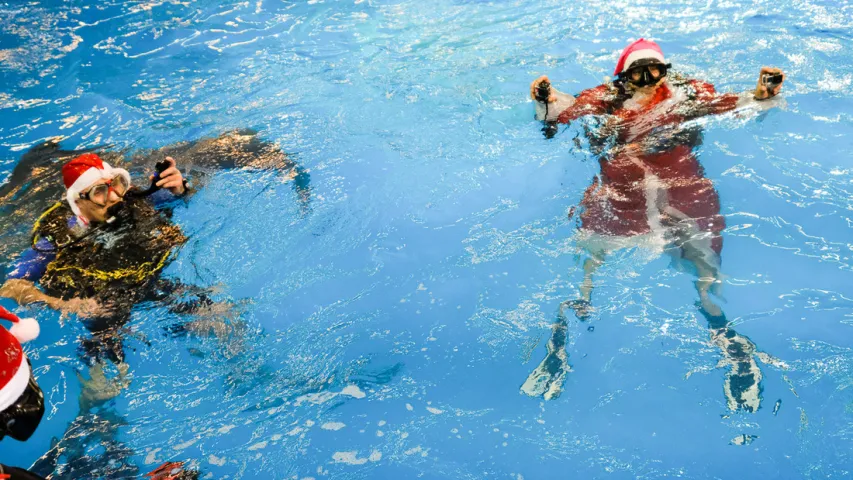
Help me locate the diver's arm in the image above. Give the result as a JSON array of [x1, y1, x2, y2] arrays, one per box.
[[689, 67, 786, 117], [0, 279, 104, 317], [688, 80, 742, 116], [0, 279, 64, 310], [555, 84, 613, 124]]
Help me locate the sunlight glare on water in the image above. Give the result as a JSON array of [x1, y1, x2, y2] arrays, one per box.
[[1, 0, 853, 478]]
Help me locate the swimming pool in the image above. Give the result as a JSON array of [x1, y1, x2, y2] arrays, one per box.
[[1, 0, 853, 477]]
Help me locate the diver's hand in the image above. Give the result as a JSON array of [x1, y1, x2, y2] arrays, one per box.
[[152, 156, 186, 195], [60, 297, 106, 318], [530, 75, 557, 103], [754, 67, 785, 100]]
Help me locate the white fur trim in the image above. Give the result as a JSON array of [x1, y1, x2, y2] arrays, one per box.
[[65, 162, 132, 219], [9, 317, 39, 344], [623, 49, 665, 71], [0, 355, 29, 412]]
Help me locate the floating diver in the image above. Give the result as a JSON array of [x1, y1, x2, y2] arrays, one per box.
[[522, 39, 787, 410]]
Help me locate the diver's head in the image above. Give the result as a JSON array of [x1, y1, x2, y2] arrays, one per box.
[[0, 307, 44, 442], [63, 153, 131, 225], [614, 38, 671, 94]]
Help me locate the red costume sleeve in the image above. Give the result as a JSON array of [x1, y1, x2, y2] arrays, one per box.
[[556, 84, 613, 124], [689, 80, 740, 116]]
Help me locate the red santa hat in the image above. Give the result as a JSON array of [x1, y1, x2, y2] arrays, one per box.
[[62, 153, 131, 219], [0, 306, 39, 412], [613, 38, 666, 76]]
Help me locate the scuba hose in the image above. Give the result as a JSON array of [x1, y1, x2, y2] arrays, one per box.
[[127, 160, 172, 198]]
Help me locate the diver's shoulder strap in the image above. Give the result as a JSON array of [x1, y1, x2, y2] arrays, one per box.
[[30, 201, 79, 251]]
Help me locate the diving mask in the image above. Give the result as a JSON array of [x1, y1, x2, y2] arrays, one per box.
[[621, 59, 671, 88]]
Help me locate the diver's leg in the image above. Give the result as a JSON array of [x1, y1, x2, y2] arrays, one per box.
[[567, 251, 605, 321], [678, 230, 765, 413], [580, 253, 605, 303], [667, 216, 725, 322], [150, 278, 246, 357], [77, 317, 132, 409], [693, 259, 724, 320], [520, 304, 571, 400]]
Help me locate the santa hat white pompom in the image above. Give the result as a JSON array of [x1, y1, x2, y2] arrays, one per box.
[[9, 317, 40, 344]]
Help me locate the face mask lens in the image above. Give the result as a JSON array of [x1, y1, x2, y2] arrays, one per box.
[[87, 184, 110, 205], [112, 174, 129, 196], [625, 63, 668, 87]]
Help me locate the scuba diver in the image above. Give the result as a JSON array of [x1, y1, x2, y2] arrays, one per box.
[[0, 151, 190, 395], [0, 306, 47, 480], [521, 39, 787, 410], [0, 130, 304, 478], [0, 129, 309, 394]]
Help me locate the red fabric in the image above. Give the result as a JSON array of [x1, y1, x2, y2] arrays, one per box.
[[0, 323, 24, 394], [147, 462, 186, 479], [558, 80, 740, 252], [62, 153, 104, 189], [0, 306, 19, 324], [557, 85, 613, 124], [613, 38, 665, 76]]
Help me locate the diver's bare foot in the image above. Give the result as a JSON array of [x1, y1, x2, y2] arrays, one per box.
[[78, 361, 131, 407]]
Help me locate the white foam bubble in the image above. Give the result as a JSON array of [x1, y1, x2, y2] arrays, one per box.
[[321, 422, 346, 431]]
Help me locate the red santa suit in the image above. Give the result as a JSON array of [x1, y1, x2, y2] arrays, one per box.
[[557, 40, 742, 260]]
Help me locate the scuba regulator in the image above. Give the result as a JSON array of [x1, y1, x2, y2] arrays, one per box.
[[535, 80, 551, 103]]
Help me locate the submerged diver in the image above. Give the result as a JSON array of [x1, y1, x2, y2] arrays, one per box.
[[1, 306, 199, 480], [0, 152, 189, 390], [0, 130, 304, 478], [0, 306, 47, 480], [0, 130, 309, 399], [521, 39, 787, 410]]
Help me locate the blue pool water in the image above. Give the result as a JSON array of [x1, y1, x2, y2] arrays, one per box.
[[2, 0, 853, 477]]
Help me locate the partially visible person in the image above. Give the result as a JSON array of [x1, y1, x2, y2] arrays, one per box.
[[146, 461, 200, 480], [522, 38, 786, 409], [0, 306, 47, 480]]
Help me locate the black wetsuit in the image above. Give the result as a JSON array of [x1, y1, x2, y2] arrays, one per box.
[[25, 195, 187, 363]]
